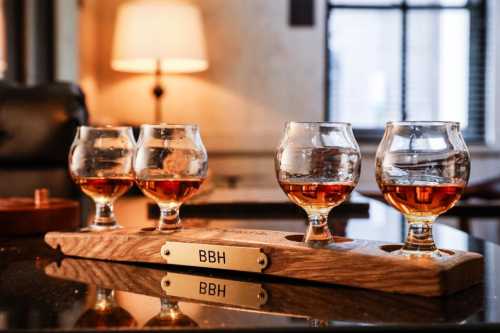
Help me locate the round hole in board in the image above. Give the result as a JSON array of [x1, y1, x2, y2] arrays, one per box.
[[379, 244, 455, 256], [140, 227, 156, 232], [285, 234, 304, 242]]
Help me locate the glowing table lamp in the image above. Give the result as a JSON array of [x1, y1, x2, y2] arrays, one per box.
[[111, 0, 208, 123]]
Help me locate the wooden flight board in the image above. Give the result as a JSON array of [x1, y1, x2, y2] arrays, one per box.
[[44, 227, 483, 297]]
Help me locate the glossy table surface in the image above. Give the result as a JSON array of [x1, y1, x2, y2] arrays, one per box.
[[1, 192, 500, 332]]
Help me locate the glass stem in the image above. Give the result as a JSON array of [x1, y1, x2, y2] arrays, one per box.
[[94, 202, 117, 228], [157, 297, 181, 320], [402, 215, 438, 253], [158, 205, 181, 231], [160, 297, 178, 311], [305, 212, 333, 245]]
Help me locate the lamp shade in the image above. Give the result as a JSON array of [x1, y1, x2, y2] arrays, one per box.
[[111, 0, 208, 74]]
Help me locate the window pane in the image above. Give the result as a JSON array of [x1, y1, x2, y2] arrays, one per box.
[[330, 0, 401, 4], [328, 10, 401, 128], [407, 0, 468, 6], [406, 10, 470, 127]]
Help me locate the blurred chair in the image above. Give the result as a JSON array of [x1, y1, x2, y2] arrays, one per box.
[[0, 80, 88, 197]]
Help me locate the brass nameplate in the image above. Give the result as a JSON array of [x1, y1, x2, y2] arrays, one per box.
[[160, 241, 268, 273], [161, 273, 268, 309]]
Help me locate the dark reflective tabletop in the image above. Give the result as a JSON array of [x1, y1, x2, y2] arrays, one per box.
[[1, 195, 500, 331]]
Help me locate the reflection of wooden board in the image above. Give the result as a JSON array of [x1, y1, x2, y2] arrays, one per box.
[[44, 227, 483, 297], [0, 196, 79, 236], [44, 258, 483, 323]]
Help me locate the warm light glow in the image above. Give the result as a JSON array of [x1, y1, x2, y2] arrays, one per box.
[[111, 0, 208, 74]]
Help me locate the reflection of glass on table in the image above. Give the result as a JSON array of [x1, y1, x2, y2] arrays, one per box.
[[74, 287, 137, 328], [144, 297, 198, 328]]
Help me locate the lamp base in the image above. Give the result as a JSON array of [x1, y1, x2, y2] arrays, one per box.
[[153, 59, 165, 124]]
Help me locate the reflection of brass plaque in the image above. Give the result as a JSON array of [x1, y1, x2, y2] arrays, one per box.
[[160, 241, 268, 273], [161, 273, 268, 309]]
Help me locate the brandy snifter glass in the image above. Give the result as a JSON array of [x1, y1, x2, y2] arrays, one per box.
[[134, 124, 208, 232], [375, 121, 470, 257], [275, 122, 361, 245], [69, 126, 136, 231]]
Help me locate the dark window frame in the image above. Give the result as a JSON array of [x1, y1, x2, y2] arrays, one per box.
[[324, 0, 487, 143]]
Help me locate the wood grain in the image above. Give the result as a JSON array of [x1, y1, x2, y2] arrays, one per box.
[[44, 227, 483, 297], [45, 258, 483, 323]]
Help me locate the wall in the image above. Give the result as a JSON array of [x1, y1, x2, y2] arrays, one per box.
[[80, 0, 325, 152], [78, 0, 326, 188]]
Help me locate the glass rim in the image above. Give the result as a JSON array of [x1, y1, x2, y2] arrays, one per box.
[[78, 125, 133, 131], [140, 123, 199, 129], [286, 121, 352, 127], [386, 121, 460, 127]]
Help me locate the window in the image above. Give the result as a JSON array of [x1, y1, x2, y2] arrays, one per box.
[[326, 0, 487, 142]]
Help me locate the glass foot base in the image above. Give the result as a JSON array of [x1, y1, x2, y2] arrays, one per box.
[[306, 238, 333, 248], [85, 223, 122, 232], [157, 226, 182, 234], [393, 248, 444, 258]]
